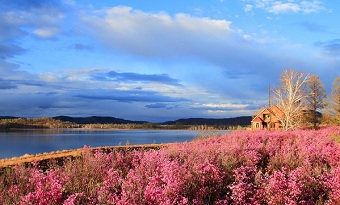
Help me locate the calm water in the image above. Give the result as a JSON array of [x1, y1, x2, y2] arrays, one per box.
[[0, 129, 228, 159]]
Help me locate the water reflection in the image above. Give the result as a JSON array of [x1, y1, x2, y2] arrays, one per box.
[[0, 129, 228, 159]]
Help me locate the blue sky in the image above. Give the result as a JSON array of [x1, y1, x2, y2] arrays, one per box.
[[1, 0, 339, 122]]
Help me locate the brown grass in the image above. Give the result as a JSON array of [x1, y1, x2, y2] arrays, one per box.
[[0, 144, 168, 168]]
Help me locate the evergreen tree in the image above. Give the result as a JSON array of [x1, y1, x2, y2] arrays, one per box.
[[304, 75, 327, 129], [331, 76, 340, 124]]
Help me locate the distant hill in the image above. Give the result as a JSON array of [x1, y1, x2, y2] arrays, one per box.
[[52, 116, 148, 125], [1, 115, 252, 127], [162, 116, 252, 126], [0, 116, 19, 120]]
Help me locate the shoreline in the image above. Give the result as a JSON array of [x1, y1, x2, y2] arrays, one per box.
[[1, 127, 233, 132], [0, 144, 169, 168], [0, 130, 232, 167]]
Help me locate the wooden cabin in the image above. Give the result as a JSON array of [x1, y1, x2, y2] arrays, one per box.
[[251, 105, 284, 130]]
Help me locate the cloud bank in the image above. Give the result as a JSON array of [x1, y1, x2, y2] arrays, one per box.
[[0, 1, 338, 121]]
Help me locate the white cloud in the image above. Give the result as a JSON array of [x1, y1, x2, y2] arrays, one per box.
[[202, 103, 249, 109], [244, 0, 325, 14], [79, 6, 289, 83], [244, 4, 254, 13], [0, 3, 65, 41], [33, 27, 60, 38], [80, 6, 233, 58], [301, 1, 324, 13], [79, 5, 316, 103], [269, 2, 300, 14]]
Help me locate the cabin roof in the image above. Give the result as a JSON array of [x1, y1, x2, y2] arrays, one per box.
[[251, 117, 263, 122], [269, 105, 284, 118], [251, 105, 284, 122]]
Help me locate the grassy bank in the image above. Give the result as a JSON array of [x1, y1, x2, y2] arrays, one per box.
[[0, 144, 167, 168]]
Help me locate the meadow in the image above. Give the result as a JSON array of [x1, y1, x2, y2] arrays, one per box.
[[1, 127, 340, 204]]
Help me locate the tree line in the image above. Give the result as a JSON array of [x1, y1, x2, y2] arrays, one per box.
[[269, 69, 340, 130], [0, 118, 244, 130], [0, 117, 76, 129]]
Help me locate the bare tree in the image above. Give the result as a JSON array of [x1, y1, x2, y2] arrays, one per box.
[[273, 69, 310, 130], [304, 75, 327, 129], [331, 76, 340, 124]]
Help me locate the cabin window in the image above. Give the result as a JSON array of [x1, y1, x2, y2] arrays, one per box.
[[263, 114, 270, 120], [255, 123, 260, 128]]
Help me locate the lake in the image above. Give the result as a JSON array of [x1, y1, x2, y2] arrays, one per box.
[[0, 129, 229, 159]]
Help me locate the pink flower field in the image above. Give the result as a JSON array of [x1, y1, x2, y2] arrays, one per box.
[[1, 127, 340, 205]]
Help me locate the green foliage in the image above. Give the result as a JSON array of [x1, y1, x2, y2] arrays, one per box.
[[330, 133, 340, 143]]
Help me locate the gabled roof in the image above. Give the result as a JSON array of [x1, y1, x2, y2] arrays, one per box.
[[269, 105, 284, 118], [251, 105, 284, 122], [251, 107, 269, 122], [251, 116, 263, 122], [268, 105, 284, 121]]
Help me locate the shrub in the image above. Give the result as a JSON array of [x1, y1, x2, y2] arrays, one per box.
[[1, 127, 340, 204]]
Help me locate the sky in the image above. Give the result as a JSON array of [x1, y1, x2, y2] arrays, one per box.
[[1, 0, 340, 122]]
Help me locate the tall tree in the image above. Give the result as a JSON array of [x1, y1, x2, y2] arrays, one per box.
[[331, 76, 340, 124], [304, 75, 327, 129], [273, 69, 310, 130]]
